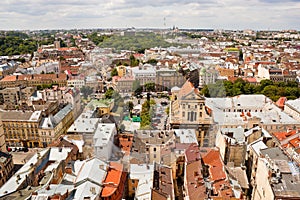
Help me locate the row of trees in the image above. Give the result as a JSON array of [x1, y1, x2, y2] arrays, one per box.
[[140, 99, 156, 128], [201, 79, 300, 102]]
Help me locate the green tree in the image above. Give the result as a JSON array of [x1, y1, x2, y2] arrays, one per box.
[[144, 82, 156, 92], [80, 86, 93, 99], [133, 80, 142, 96], [105, 88, 114, 99], [146, 59, 158, 65], [125, 101, 134, 112], [111, 68, 118, 77], [130, 54, 139, 66]]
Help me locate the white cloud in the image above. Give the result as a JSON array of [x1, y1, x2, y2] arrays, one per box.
[[0, 0, 299, 30]]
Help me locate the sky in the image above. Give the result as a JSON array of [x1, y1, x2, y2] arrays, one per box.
[[0, 0, 300, 31]]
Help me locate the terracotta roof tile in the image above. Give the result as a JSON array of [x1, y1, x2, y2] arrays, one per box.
[[185, 143, 200, 163], [177, 80, 196, 100], [101, 162, 124, 198], [201, 148, 226, 181], [276, 97, 287, 109], [273, 130, 297, 141], [186, 160, 207, 200]]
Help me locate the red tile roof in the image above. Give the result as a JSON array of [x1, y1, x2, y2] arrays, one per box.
[[0, 76, 16, 82], [273, 130, 297, 141], [101, 162, 123, 198], [201, 148, 226, 181], [200, 148, 233, 198], [276, 97, 287, 109], [177, 80, 195, 100], [118, 134, 133, 156], [243, 77, 257, 83], [185, 160, 207, 200], [289, 137, 300, 148], [185, 143, 200, 163]]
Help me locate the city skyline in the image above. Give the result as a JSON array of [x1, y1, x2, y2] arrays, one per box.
[[1, 0, 300, 31]]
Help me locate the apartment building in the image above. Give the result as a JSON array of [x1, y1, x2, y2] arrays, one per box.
[[155, 68, 185, 92], [0, 151, 13, 187], [131, 64, 156, 86], [0, 87, 35, 107], [0, 73, 68, 88], [94, 123, 117, 161], [39, 104, 74, 147]]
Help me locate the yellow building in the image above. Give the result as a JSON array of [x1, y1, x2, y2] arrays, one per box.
[[117, 65, 127, 77], [1, 104, 74, 148], [87, 99, 114, 117], [38, 104, 74, 147], [0, 74, 68, 89], [1, 111, 42, 148]]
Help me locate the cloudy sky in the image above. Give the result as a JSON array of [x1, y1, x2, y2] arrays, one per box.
[[0, 0, 300, 30]]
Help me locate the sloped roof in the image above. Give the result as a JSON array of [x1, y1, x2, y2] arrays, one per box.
[[101, 162, 123, 197], [177, 80, 199, 100], [201, 148, 226, 181], [75, 158, 108, 186], [185, 160, 206, 200]]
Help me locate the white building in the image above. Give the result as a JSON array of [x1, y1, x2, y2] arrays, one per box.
[[129, 164, 154, 200], [67, 110, 99, 146], [284, 98, 300, 122], [205, 94, 300, 132], [73, 158, 108, 200], [93, 123, 117, 161], [67, 78, 85, 88], [131, 64, 156, 85]]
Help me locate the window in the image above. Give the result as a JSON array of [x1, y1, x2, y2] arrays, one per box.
[[153, 147, 156, 152], [199, 112, 202, 118], [195, 105, 197, 109], [182, 112, 185, 117], [183, 104, 185, 109]]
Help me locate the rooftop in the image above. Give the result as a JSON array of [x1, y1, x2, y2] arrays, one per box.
[[75, 158, 108, 186], [101, 162, 123, 198], [129, 164, 154, 200], [174, 129, 198, 144], [261, 147, 289, 161], [0, 149, 49, 197], [285, 98, 300, 111]]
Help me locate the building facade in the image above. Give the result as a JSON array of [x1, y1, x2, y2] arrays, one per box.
[[0, 151, 14, 187], [170, 80, 213, 146], [155, 68, 185, 92]]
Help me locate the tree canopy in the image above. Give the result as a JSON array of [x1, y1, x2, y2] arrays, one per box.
[[95, 32, 174, 52], [201, 78, 300, 102], [80, 86, 93, 99]]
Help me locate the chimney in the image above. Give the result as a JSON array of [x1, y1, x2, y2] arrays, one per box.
[[65, 166, 72, 174]]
